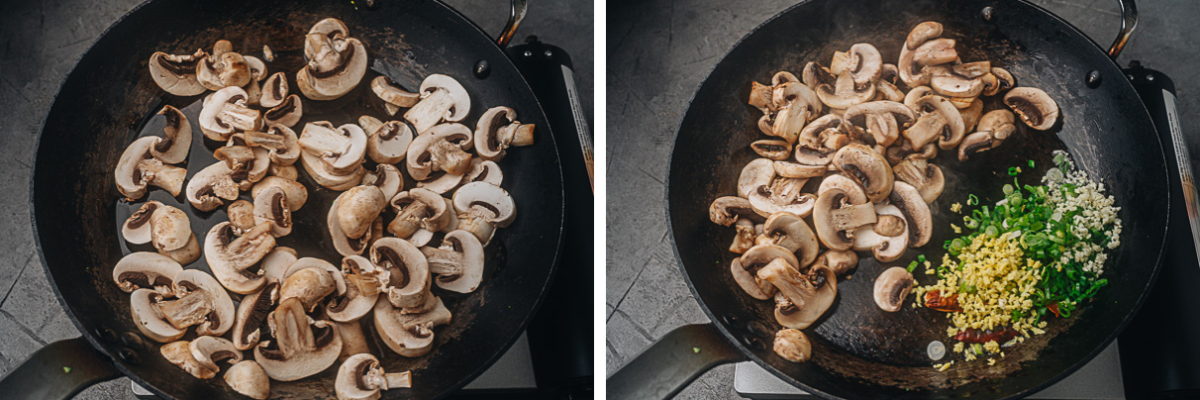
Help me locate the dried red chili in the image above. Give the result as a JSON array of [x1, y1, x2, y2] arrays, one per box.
[[1047, 302, 1061, 318], [954, 327, 1019, 344], [924, 290, 962, 312]]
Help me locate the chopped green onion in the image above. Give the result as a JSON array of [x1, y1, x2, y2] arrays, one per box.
[[907, 260, 919, 273]]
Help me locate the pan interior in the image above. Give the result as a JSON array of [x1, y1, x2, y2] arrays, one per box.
[[667, 0, 1167, 398], [31, 0, 563, 398]]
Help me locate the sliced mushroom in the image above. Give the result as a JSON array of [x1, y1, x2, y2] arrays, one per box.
[[991, 67, 1015, 94], [245, 126, 300, 165], [329, 191, 372, 256], [225, 360, 270, 400], [151, 105, 192, 164], [280, 260, 338, 313], [773, 161, 824, 179], [735, 244, 796, 300], [405, 74, 471, 133], [361, 164, 403, 200], [251, 176, 308, 211], [113, 252, 182, 296], [421, 230, 484, 293], [874, 266, 915, 312], [371, 238, 433, 310], [190, 336, 242, 372], [150, 204, 192, 252], [162, 340, 217, 379], [888, 182, 933, 247], [213, 145, 266, 188], [337, 186, 387, 239], [815, 70, 875, 110], [929, 66, 984, 98], [748, 176, 815, 218], [253, 187, 292, 237], [116, 137, 187, 200], [893, 157, 944, 203], [406, 123, 473, 180], [758, 260, 837, 329], [336, 353, 412, 400], [327, 257, 380, 322], [242, 56, 268, 106], [301, 153, 366, 191], [130, 289, 186, 343], [261, 247, 297, 282], [959, 109, 1018, 161], [476, 106, 535, 161], [232, 280, 280, 351], [905, 22, 943, 51], [816, 249, 858, 276], [730, 218, 758, 254], [264, 94, 303, 128], [960, 98, 984, 132], [833, 144, 893, 203], [365, 120, 414, 164], [372, 76, 420, 113], [756, 212, 819, 268], [751, 140, 792, 161], [846, 43, 883, 88], [464, 159, 503, 186], [773, 329, 812, 363], [1004, 87, 1059, 130], [199, 86, 261, 141], [793, 114, 845, 166], [149, 49, 207, 96], [296, 18, 368, 100], [335, 320, 372, 363], [387, 188, 449, 240], [817, 174, 869, 205], [171, 269, 235, 336], [452, 182, 517, 243], [254, 298, 343, 381], [852, 204, 909, 262], [902, 95, 964, 150], [160, 234, 202, 266], [185, 163, 239, 211], [903, 86, 934, 112], [299, 121, 368, 175], [226, 200, 256, 232], [373, 296, 452, 357], [801, 62, 836, 92], [812, 187, 878, 251], [770, 82, 822, 144], [204, 222, 275, 294], [260, 72, 289, 109], [196, 41, 251, 90], [842, 101, 915, 147], [884, 139, 937, 165], [122, 201, 161, 245], [737, 158, 775, 199], [709, 196, 763, 227]]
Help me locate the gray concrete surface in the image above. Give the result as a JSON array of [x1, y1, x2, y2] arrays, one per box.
[[0, 1, 591, 398], [606, 0, 1200, 397]]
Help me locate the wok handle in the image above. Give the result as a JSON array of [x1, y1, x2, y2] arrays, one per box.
[[0, 337, 121, 399], [1106, 0, 1138, 59], [496, 0, 528, 47], [606, 323, 746, 400]]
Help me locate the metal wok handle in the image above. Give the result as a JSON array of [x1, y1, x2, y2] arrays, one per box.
[[496, 0, 528, 47], [0, 337, 122, 399], [1107, 0, 1137, 59], [607, 323, 746, 400]]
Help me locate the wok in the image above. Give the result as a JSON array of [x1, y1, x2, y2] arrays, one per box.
[[608, 0, 1169, 398], [0, 0, 565, 398]]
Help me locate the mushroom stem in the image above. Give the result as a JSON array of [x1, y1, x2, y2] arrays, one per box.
[[384, 371, 412, 389], [158, 293, 215, 330], [406, 89, 454, 133]]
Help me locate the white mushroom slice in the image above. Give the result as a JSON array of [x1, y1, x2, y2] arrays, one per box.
[[453, 182, 516, 228], [199, 86, 261, 141], [225, 360, 270, 400], [373, 296, 452, 357], [196, 42, 252, 90], [190, 336, 243, 372], [366, 121, 414, 164], [245, 126, 300, 166], [832, 144, 894, 203], [817, 249, 859, 276], [270, 164, 299, 180], [406, 74, 471, 133], [889, 182, 933, 247], [227, 200, 256, 232], [280, 260, 339, 312], [232, 280, 280, 351], [253, 186, 293, 237], [296, 18, 368, 101], [812, 187, 877, 251], [758, 260, 837, 329], [162, 341, 217, 379], [904, 95, 966, 151], [151, 105, 192, 164], [755, 213, 819, 268], [260, 72, 289, 108], [748, 177, 816, 218], [708, 196, 764, 227], [407, 229, 435, 247], [149, 49, 207, 96], [213, 145, 264, 189], [842, 101, 916, 147], [475, 106, 535, 161], [327, 256, 381, 323], [122, 201, 161, 245], [335, 320, 371, 363], [893, 157, 945, 203], [774, 329, 812, 363], [769, 82, 822, 144], [407, 123, 474, 180], [159, 234, 201, 265], [264, 95, 303, 128], [329, 192, 372, 256], [737, 158, 775, 199], [1004, 87, 1059, 130], [281, 256, 349, 297], [817, 174, 868, 205], [852, 204, 909, 262], [371, 238, 432, 310], [301, 149, 366, 191], [261, 247, 297, 282], [150, 205, 192, 252], [815, 70, 875, 110], [116, 137, 187, 200], [204, 222, 276, 294], [338, 186, 387, 239], [421, 230, 484, 293], [793, 114, 845, 166], [336, 353, 412, 400], [372, 76, 420, 109], [416, 171, 464, 195], [251, 176, 308, 211], [130, 289, 186, 343], [254, 298, 343, 381], [464, 159, 503, 186], [185, 162, 238, 210], [300, 121, 368, 174], [874, 266, 915, 312], [388, 188, 451, 239], [361, 164, 403, 200], [751, 140, 792, 161], [171, 269, 236, 336], [113, 252, 182, 295], [846, 43, 883, 87]]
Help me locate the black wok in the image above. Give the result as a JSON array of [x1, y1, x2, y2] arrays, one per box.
[[1, 0, 565, 398], [609, 0, 1169, 398]]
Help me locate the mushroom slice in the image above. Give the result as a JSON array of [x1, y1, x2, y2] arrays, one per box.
[[186, 162, 239, 211], [338, 186, 388, 239], [730, 218, 758, 254], [387, 188, 450, 239], [329, 192, 372, 256], [252, 176, 308, 211], [817, 174, 869, 205], [113, 252, 182, 295], [373, 296, 452, 357], [893, 157, 944, 203], [199, 86, 261, 141], [846, 43, 883, 88], [874, 266, 915, 312], [748, 177, 816, 218], [852, 204, 909, 262], [227, 200, 256, 232], [464, 159, 503, 186], [730, 257, 774, 300], [170, 269, 236, 336], [709, 196, 763, 227], [280, 261, 339, 312], [888, 182, 933, 247], [407, 123, 474, 180], [160, 234, 202, 266], [842, 101, 915, 147], [756, 213, 819, 268], [812, 187, 878, 251], [770, 82, 822, 144], [1004, 87, 1059, 130], [452, 181, 516, 229], [204, 222, 276, 294], [335, 320, 372, 363], [262, 247, 297, 282], [476, 106, 536, 161], [773, 329, 812, 363], [929, 66, 984, 99], [737, 158, 776, 198], [421, 230, 484, 293], [296, 19, 368, 101], [362, 164, 403, 200], [902, 95, 965, 150], [130, 289, 186, 343], [196, 43, 251, 90], [246, 126, 300, 166], [793, 114, 844, 166], [253, 186, 293, 237], [817, 249, 859, 276], [406, 74, 471, 133], [958, 131, 994, 161], [991, 67, 1016, 93], [150, 205, 192, 252], [232, 280, 280, 351], [116, 137, 187, 200], [774, 161, 825, 178], [122, 201, 161, 245], [884, 139, 937, 165], [960, 98, 984, 132], [416, 171, 464, 195], [162, 341, 217, 379], [327, 257, 381, 322], [801, 62, 836, 91], [254, 298, 343, 381], [151, 105, 192, 164], [264, 94, 303, 129], [960, 109, 1019, 161], [372, 75, 420, 110], [366, 120, 414, 164], [903, 86, 934, 112], [736, 244, 797, 300], [301, 149, 366, 191], [149, 49, 207, 96], [299, 121, 368, 175], [190, 336, 243, 372], [759, 260, 837, 329], [225, 360, 270, 400], [751, 140, 792, 161], [815, 70, 875, 111], [833, 144, 893, 203], [260, 72, 289, 109], [371, 238, 433, 310], [336, 353, 412, 400]]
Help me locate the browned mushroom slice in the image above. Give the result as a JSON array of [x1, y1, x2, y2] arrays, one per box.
[[1004, 87, 1059, 130], [115, 137, 187, 200], [851, 204, 909, 262], [902, 95, 965, 150], [204, 222, 275, 294], [812, 187, 877, 251], [873, 266, 915, 312], [816, 70, 875, 110], [336, 353, 412, 399], [758, 260, 837, 329], [751, 139, 792, 161], [232, 280, 280, 351], [149, 49, 207, 96], [756, 212, 819, 267], [254, 298, 343, 381], [816, 249, 858, 276], [842, 101, 915, 147], [892, 157, 945, 203], [773, 329, 812, 363], [832, 144, 894, 203], [112, 252, 182, 296], [888, 182, 933, 247], [225, 360, 270, 399]]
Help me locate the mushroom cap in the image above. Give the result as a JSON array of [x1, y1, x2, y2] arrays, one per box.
[[889, 181, 933, 247], [232, 280, 280, 351], [812, 187, 878, 251], [759, 260, 837, 329], [737, 158, 776, 199], [337, 186, 388, 239], [115, 137, 162, 200], [756, 212, 820, 268], [150, 205, 192, 252], [373, 296, 452, 357], [254, 298, 343, 381], [280, 258, 341, 312], [189, 336, 243, 372], [773, 329, 812, 363], [419, 74, 471, 122], [874, 266, 915, 312], [833, 144, 894, 203], [162, 340, 217, 379], [122, 201, 161, 245], [708, 196, 761, 227], [186, 162, 240, 212], [295, 27, 367, 101], [452, 182, 516, 228], [251, 176, 308, 211], [422, 230, 485, 293], [816, 174, 868, 205], [149, 50, 207, 96], [816, 249, 859, 276], [464, 159, 503, 187], [264, 94, 303, 128], [173, 269, 236, 337], [225, 360, 270, 400], [852, 204, 910, 262], [227, 200, 257, 232], [113, 251, 182, 295], [130, 288, 187, 343], [203, 222, 275, 294], [329, 192, 372, 256], [253, 186, 293, 237], [1004, 87, 1059, 130], [372, 75, 420, 108], [367, 121, 414, 165], [893, 157, 945, 204], [371, 237, 432, 309], [151, 105, 192, 164], [260, 72, 289, 109]]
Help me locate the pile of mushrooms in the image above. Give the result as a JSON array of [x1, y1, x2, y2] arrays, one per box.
[[116, 17, 533, 399], [712, 21, 1059, 364]]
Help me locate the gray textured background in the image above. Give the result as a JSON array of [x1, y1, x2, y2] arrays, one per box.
[[0, 0, 591, 398], [606, 0, 1200, 398]]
